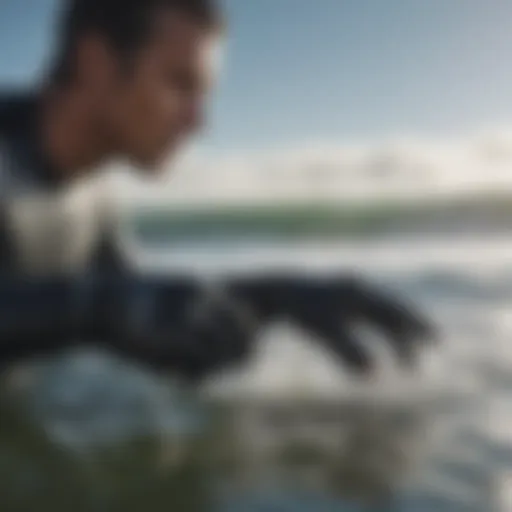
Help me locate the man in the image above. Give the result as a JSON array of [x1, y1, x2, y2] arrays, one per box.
[[0, 0, 434, 382]]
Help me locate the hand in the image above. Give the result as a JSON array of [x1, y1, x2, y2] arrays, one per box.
[[229, 275, 436, 373]]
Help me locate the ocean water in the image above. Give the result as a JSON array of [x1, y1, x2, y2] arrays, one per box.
[[1, 231, 511, 511]]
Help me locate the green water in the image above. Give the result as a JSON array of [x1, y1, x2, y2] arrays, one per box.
[[0, 395, 428, 512], [129, 192, 512, 241]]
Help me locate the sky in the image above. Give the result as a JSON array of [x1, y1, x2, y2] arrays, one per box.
[[1, 0, 512, 202]]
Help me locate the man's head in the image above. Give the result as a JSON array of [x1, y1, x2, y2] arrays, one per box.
[[51, 0, 223, 172]]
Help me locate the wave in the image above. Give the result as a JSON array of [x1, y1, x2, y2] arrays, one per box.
[[128, 191, 512, 241]]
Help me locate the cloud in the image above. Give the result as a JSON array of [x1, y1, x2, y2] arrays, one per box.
[[110, 128, 512, 207]]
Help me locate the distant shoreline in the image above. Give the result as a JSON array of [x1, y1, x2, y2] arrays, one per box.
[[128, 192, 512, 241]]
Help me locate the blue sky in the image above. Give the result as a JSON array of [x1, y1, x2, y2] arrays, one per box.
[[1, 0, 512, 153]]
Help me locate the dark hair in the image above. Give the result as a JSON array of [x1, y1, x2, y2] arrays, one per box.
[[51, 0, 222, 83]]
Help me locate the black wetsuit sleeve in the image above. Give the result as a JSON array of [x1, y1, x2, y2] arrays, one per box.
[[0, 276, 90, 364], [0, 273, 255, 380]]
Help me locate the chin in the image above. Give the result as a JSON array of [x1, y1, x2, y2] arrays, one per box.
[[130, 141, 183, 176], [131, 154, 168, 177]]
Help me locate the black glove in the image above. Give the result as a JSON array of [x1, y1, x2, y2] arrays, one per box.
[[227, 274, 436, 373]]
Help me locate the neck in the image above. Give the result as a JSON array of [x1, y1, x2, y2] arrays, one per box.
[[39, 84, 113, 183]]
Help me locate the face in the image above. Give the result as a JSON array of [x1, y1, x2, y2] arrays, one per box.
[[81, 10, 222, 172]]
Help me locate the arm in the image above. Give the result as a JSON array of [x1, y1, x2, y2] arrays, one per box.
[[0, 269, 434, 381], [0, 272, 256, 381]]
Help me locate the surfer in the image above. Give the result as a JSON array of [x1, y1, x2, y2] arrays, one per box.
[[0, 0, 435, 381]]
